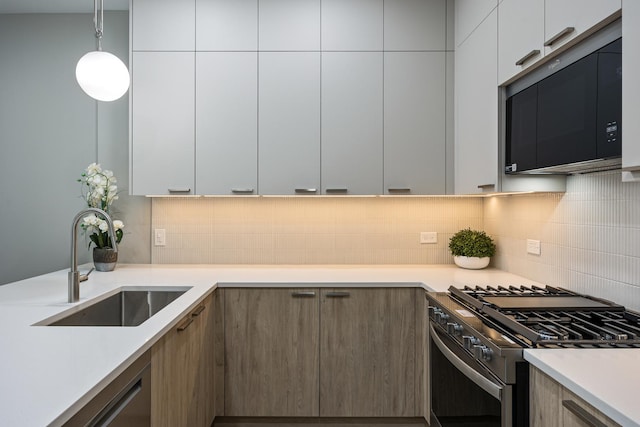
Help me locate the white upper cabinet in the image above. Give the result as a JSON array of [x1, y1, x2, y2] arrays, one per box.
[[130, 0, 453, 195], [498, 0, 621, 85], [497, 0, 544, 85], [196, 0, 258, 51], [196, 53, 258, 195], [454, 9, 498, 194], [321, 0, 383, 51], [384, 0, 447, 51], [131, 52, 195, 195], [622, 0, 640, 181], [259, 53, 321, 195], [321, 53, 383, 195], [454, 0, 497, 48], [258, 0, 320, 51], [131, 0, 195, 51], [385, 52, 446, 195], [544, 0, 621, 54]]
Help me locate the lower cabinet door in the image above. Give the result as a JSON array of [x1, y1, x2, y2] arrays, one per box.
[[224, 288, 320, 416], [320, 288, 416, 416], [151, 294, 214, 427]]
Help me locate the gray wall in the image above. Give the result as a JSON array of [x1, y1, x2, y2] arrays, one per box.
[[0, 12, 150, 286]]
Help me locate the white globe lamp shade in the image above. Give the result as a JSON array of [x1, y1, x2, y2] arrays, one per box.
[[76, 51, 130, 102]]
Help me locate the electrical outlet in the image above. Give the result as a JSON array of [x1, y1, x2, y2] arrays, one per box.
[[154, 229, 166, 247], [527, 239, 541, 255], [420, 232, 438, 244]]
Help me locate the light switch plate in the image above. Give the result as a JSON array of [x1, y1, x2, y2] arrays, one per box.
[[154, 229, 166, 246], [420, 232, 438, 244], [527, 239, 541, 255]]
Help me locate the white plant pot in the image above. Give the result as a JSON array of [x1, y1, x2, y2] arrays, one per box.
[[453, 256, 490, 270]]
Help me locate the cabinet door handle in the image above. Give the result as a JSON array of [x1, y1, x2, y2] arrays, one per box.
[[544, 27, 575, 47], [93, 379, 143, 425], [294, 188, 317, 194], [325, 188, 348, 194], [291, 291, 316, 297], [477, 183, 495, 189], [231, 188, 255, 194], [191, 305, 205, 316], [326, 291, 350, 298], [177, 316, 194, 332], [168, 188, 191, 194], [515, 49, 541, 66], [387, 188, 411, 194], [562, 400, 607, 427]]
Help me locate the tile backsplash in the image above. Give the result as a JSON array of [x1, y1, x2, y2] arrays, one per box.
[[151, 171, 640, 310], [152, 196, 483, 265], [485, 171, 640, 311]]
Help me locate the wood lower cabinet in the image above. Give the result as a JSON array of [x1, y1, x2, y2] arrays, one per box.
[[530, 365, 621, 427], [319, 288, 416, 417], [222, 287, 420, 419], [151, 292, 216, 427], [223, 288, 320, 416]]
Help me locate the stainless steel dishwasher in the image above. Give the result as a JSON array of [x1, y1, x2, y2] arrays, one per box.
[[64, 350, 151, 427]]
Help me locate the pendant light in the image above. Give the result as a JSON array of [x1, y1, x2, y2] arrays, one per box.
[[75, 0, 130, 102]]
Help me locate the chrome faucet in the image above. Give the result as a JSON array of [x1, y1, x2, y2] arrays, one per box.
[[69, 207, 118, 303]]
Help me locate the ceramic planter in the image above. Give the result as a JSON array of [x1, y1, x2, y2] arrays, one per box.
[[93, 247, 118, 272], [453, 255, 490, 270]]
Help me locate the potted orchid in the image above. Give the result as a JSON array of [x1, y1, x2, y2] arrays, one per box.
[[78, 163, 124, 271]]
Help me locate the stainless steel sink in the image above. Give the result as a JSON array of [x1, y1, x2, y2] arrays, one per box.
[[40, 287, 191, 327]]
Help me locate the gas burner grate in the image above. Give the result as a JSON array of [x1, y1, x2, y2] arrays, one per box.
[[449, 284, 640, 348], [505, 309, 640, 342], [460, 284, 571, 297]]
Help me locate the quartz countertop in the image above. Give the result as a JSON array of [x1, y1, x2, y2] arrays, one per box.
[[0, 263, 635, 426]]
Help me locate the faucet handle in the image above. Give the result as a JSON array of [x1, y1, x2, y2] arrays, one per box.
[[79, 267, 94, 282]]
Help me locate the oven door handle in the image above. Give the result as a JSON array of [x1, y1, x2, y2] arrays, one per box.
[[430, 324, 503, 401]]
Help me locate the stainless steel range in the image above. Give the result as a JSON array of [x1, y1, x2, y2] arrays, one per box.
[[427, 284, 640, 427]]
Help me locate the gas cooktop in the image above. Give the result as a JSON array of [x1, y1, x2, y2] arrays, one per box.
[[450, 285, 640, 348]]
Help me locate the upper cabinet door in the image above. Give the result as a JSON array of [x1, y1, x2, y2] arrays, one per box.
[[384, 0, 447, 51], [544, 0, 621, 53], [196, 53, 258, 195], [385, 52, 446, 195], [196, 0, 258, 51], [454, 10, 498, 194], [131, 0, 195, 51], [321, 52, 383, 195], [258, 0, 320, 51], [259, 53, 320, 195], [497, 0, 544, 85], [321, 0, 383, 51], [622, 0, 640, 181], [131, 52, 195, 195]]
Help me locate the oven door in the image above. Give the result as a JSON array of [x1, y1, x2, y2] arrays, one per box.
[[430, 323, 512, 427]]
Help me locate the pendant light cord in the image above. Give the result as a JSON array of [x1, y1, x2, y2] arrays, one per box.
[[93, 0, 104, 51]]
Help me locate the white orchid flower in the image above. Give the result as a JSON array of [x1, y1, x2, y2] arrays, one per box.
[[98, 220, 109, 232], [86, 163, 101, 176]]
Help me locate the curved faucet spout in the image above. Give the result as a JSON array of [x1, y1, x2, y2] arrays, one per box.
[[69, 207, 118, 303]]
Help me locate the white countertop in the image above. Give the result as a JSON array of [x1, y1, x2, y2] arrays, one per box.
[[0, 264, 636, 426], [525, 349, 640, 427]]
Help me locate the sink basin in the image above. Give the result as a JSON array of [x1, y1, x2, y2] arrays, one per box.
[[40, 287, 191, 327]]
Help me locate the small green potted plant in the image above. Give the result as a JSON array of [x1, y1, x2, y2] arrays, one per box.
[[449, 228, 496, 269]]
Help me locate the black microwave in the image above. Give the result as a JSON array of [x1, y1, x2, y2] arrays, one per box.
[[505, 27, 622, 174]]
